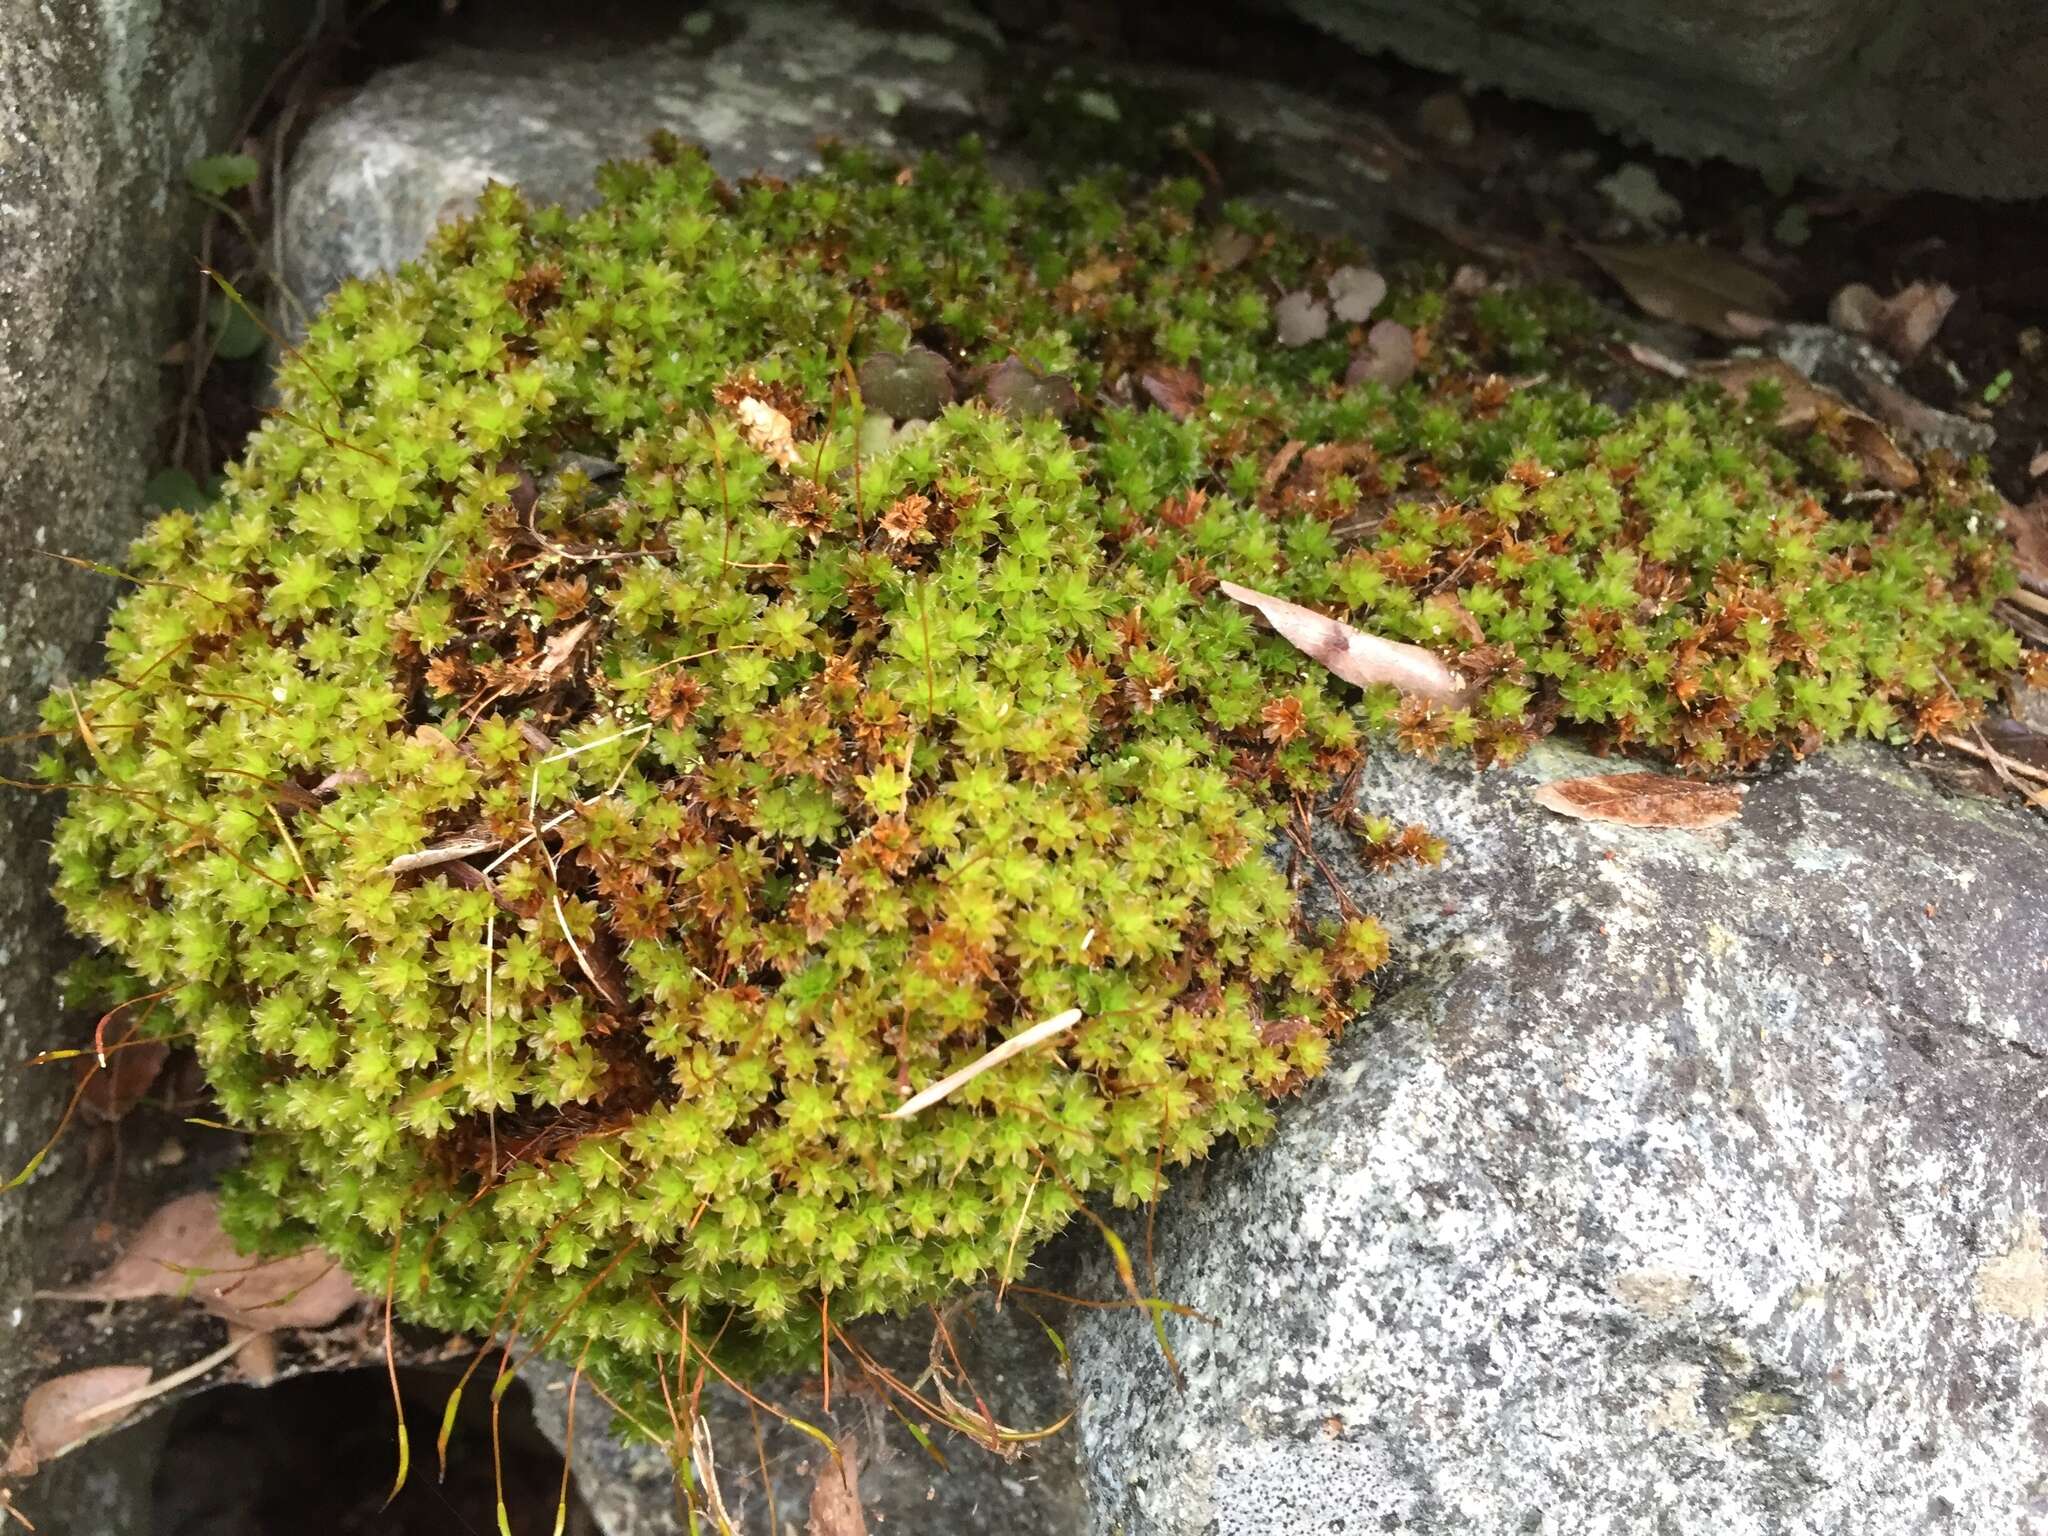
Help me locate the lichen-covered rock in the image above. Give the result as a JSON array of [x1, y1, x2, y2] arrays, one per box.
[[1286, 0, 2048, 197], [0, 0, 310, 1434], [1070, 740, 2048, 1535]]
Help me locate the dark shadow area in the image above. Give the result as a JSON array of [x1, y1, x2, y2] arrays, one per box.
[[146, 1366, 596, 1536]]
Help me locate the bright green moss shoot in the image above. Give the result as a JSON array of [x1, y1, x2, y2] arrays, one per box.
[[42, 138, 2015, 1410]]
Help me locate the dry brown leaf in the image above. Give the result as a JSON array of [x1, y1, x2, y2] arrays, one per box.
[[2029, 449, 2048, 480], [1829, 279, 1956, 364], [3, 1366, 154, 1477], [1139, 365, 1204, 421], [1216, 581, 1469, 707], [734, 395, 799, 468], [1530, 771, 1744, 829], [78, 1039, 169, 1124], [1581, 242, 1785, 340], [1698, 358, 1918, 490], [45, 1191, 364, 1332], [2007, 498, 2048, 595], [807, 1433, 868, 1536]]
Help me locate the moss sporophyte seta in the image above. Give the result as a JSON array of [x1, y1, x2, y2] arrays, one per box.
[[37, 138, 2018, 1421]]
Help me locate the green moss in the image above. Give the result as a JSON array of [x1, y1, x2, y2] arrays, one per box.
[[40, 140, 2014, 1414]]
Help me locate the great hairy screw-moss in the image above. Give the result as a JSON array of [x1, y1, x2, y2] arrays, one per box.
[[38, 136, 2018, 1418]]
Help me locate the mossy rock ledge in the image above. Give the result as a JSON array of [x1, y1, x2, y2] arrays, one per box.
[[43, 140, 2019, 1447]]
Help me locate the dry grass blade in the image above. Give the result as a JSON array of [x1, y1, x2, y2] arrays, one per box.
[[1216, 581, 1470, 707], [1531, 771, 1745, 829], [884, 1009, 1082, 1121], [385, 836, 501, 876]]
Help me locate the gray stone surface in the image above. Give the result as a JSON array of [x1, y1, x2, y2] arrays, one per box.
[[278, 0, 1425, 322], [521, 1300, 1083, 1536], [1288, 0, 2048, 197], [1070, 740, 2048, 1534], [0, 0, 314, 1441]]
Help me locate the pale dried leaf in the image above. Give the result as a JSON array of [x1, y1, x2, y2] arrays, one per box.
[[1531, 771, 1744, 829], [1581, 242, 1786, 339], [45, 1191, 364, 1331], [2028, 449, 2048, 480], [1698, 358, 1918, 490], [1621, 340, 1693, 379], [1217, 581, 1469, 707], [807, 1433, 868, 1536], [735, 396, 800, 468], [4, 1366, 153, 1475], [536, 618, 594, 682], [1327, 265, 1387, 324], [1274, 291, 1330, 347]]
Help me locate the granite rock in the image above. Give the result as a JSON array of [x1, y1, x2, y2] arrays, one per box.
[[1070, 741, 2048, 1534], [0, 0, 313, 1439], [1287, 0, 2048, 197]]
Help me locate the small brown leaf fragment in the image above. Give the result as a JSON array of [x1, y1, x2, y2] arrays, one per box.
[[1829, 279, 1957, 364], [1216, 581, 1469, 707], [78, 1039, 170, 1124], [1580, 242, 1786, 340], [1698, 358, 1919, 490], [2007, 497, 2048, 595], [1275, 290, 1330, 347], [1621, 339, 1693, 379], [1345, 320, 1417, 388], [2029, 449, 2048, 480], [1139, 364, 1204, 421], [536, 618, 594, 683], [807, 1433, 868, 1536], [1530, 771, 1744, 830], [4, 1366, 154, 1475]]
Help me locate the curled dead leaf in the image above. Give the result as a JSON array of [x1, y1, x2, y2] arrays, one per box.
[[3, 1366, 154, 1477], [1530, 771, 1744, 829], [1698, 357, 1918, 491], [1581, 241, 1785, 340], [734, 395, 800, 468], [43, 1191, 364, 1332], [1829, 279, 1956, 364], [807, 1432, 868, 1536], [1216, 581, 1469, 707]]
